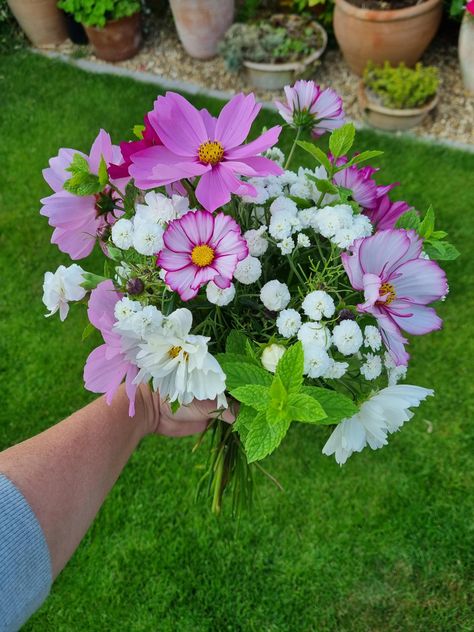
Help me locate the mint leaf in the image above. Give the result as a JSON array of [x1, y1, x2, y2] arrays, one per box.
[[66, 153, 89, 174], [98, 156, 109, 187], [343, 150, 384, 168], [80, 272, 107, 290], [133, 124, 145, 139], [329, 123, 355, 159], [424, 240, 460, 261], [233, 404, 255, 442], [217, 360, 271, 390], [395, 210, 420, 231], [297, 141, 332, 172], [288, 393, 327, 423], [418, 206, 435, 240], [64, 172, 102, 196], [244, 412, 291, 463], [230, 384, 270, 412], [225, 330, 250, 354], [106, 245, 123, 261], [275, 342, 304, 395], [301, 386, 358, 425], [267, 375, 289, 425], [170, 400, 181, 414], [81, 321, 96, 341], [306, 174, 338, 194]]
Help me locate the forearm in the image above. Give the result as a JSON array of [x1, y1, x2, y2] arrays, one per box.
[[0, 386, 150, 579]]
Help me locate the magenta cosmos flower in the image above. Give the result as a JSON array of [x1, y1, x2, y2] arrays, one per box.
[[129, 92, 283, 212], [83, 280, 138, 416], [342, 230, 447, 366], [364, 194, 411, 231], [467, 0, 474, 15], [108, 114, 161, 180], [275, 80, 345, 138], [41, 130, 127, 260], [157, 210, 248, 301], [333, 160, 395, 210]]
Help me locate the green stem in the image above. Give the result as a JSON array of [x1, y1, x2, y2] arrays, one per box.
[[182, 178, 198, 208], [284, 126, 302, 170]]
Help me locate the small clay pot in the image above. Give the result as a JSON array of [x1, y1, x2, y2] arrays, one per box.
[[7, 0, 67, 46], [84, 13, 142, 62]]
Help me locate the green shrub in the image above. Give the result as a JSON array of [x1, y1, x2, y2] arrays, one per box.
[[363, 61, 439, 109], [57, 0, 141, 28]]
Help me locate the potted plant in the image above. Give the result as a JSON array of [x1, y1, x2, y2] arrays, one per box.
[[6, 0, 67, 46], [333, 0, 443, 76], [358, 61, 439, 131], [57, 0, 142, 61], [451, 0, 474, 93], [169, 0, 235, 60], [219, 13, 328, 90]]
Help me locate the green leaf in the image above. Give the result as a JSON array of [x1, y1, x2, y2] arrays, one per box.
[[297, 141, 332, 172], [275, 342, 304, 395], [300, 386, 358, 425], [423, 240, 460, 261], [418, 206, 435, 240], [64, 172, 102, 196], [123, 180, 138, 215], [230, 385, 270, 411], [217, 359, 271, 391], [225, 330, 250, 355], [343, 149, 384, 168], [233, 404, 255, 442], [81, 321, 96, 341], [267, 375, 289, 425], [106, 244, 123, 261], [133, 124, 145, 139], [98, 156, 109, 187], [395, 210, 420, 231], [244, 411, 291, 463], [431, 230, 448, 240], [329, 123, 356, 159], [80, 272, 107, 290], [288, 393, 327, 423], [66, 152, 89, 174], [170, 400, 181, 414], [306, 174, 338, 194]]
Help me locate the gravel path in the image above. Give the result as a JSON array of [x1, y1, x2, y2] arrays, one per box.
[[53, 14, 473, 146]]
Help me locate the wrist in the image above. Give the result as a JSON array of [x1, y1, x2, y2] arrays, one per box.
[[134, 384, 160, 437]]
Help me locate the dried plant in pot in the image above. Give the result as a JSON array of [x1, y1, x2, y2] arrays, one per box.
[[57, 0, 142, 61], [219, 14, 328, 90], [359, 61, 440, 131]]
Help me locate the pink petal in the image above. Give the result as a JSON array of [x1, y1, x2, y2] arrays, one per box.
[[390, 259, 447, 304], [151, 92, 207, 156], [190, 265, 218, 290], [88, 280, 121, 334], [157, 248, 190, 271], [341, 240, 365, 290], [213, 253, 239, 281], [215, 93, 261, 149], [179, 209, 215, 245], [359, 230, 411, 279], [195, 167, 232, 212], [225, 126, 282, 160], [162, 217, 195, 253], [125, 365, 139, 417], [358, 273, 382, 311], [84, 344, 128, 402], [89, 129, 114, 174], [375, 311, 410, 366], [228, 155, 283, 177], [165, 265, 200, 301], [130, 145, 208, 189], [200, 108, 217, 138], [389, 302, 443, 335]]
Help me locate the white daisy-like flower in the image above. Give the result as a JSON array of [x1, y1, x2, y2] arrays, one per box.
[[297, 322, 332, 350], [364, 325, 382, 351], [303, 345, 331, 378], [135, 308, 226, 405], [111, 218, 134, 250], [132, 222, 164, 256], [244, 226, 268, 257], [276, 308, 301, 338], [234, 255, 262, 285], [324, 359, 349, 379], [302, 290, 336, 321], [42, 264, 86, 321], [206, 281, 236, 306], [360, 353, 383, 380], [296, 233, 311, 248], [260, 280, 291, 312], [277, 236, 295, 255], [332, 320, 363, 355], [322, 385, 434, 465], [261, 344, 286, 373]]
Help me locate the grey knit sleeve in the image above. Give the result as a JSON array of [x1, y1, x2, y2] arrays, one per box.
[[0, 474, 52, 632]]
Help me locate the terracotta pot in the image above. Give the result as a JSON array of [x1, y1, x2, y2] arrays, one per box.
[[169, 0, 235, 60], [459, 13, 474, 94], [7, 0, 67, 46], [334, 0, 443, 76], [358, 82, 438, 131], [84, 13, 142, 62]]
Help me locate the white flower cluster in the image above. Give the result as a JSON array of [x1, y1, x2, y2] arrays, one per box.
[[111, 192, 190, 256]]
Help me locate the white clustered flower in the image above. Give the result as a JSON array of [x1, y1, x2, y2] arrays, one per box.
[[206, 281, 236, 306], [302, 290, 336, 321], [252, 206, 266, 224], [242, 182, 269, 204], [324, 359, 349, 379], [296, 233, 311, 248], [115, 303, 164, 343], [234, 255, 262, 285], [244, 226, 268, 257], [313, 204, 353, 238], [276, 308, 302, 338], [352, 214, 373, 238], [270, 196, 298, 217], [260, 280, 291, 312], [332, 320, 363, 355], [135, 191, 189, 227], [111, 218, 134, 250], [264, 177, 284, 199], [261, 344, 286, 373], [114, 296, 141, 322], [269, 212, 295, 241], [42, 264, 86, 321], [264, 147, 285, 166], [322, 386, 434, 465], [298, 208, 319, 230], [333, 228, 359, 249], [277, 236, 295, 255], [360, 353, 383, 381], [297, 322, 332, 349], [303, 346, 331, 378], [364, 325, 382, 351], [132, 222, 164, 256], [384, 352, 408, 386]]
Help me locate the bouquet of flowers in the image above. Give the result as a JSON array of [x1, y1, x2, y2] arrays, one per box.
[[40, 81, 458, 514]]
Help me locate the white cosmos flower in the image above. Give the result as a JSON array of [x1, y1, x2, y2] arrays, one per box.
[[206, 281, 235, 306], [234, 255, 262, 285], [302, 290, 335, 321], [276, 308, 301, 338], [261, 344, 286, 373], [132, 221, 164, 256], [42, 264, 87, 321], [111, 218, 134, 250], [332, 320, 363, 355], [135, 308, 226, 405], [322, 385, 434, 465], [260, 280, 290, 312]]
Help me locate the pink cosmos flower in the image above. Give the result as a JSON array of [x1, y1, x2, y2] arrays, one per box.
[[129, 92, 283, 212], [342, 230, 447, 366], [333, 159, 395, 210], [41, 130, 127, 260], [364, 194, 411, 230], [275, 80, 345, 138], [108, 114, 161, 180], [467, 0, 474, 15], [158, 210, 248, 301], [83, 280, 138, 416]]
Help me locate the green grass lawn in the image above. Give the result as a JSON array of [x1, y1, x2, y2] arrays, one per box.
[[1, 51, 474, 631]]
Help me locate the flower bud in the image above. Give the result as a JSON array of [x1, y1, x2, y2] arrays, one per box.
[[126, 277, 144, 295], [261, 344, 286, 373], [337, 308, 355, 322]]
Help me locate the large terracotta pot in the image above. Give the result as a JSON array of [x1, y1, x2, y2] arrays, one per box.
[[84, 13, 142, 62], [7, 0, 67, 46], [334, 0, 443, 76], [169, 0, 235, 60], [459, 13, 474, 94]]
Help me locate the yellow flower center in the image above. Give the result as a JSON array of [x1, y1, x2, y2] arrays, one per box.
[[191, 244, 215, 267], [198, 140, 224, 165], [379, 282, 396, 305], [168, 345, 182, 359]]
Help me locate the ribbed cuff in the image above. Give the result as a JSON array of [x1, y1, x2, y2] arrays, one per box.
[[0, 474, 52, 632]]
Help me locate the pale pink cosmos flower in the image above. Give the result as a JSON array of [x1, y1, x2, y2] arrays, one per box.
[[83, 280, 138, 416], [129, 92, 283, 212], [41, 130, 127, 260], [158, 210, 248, 301], [342, 230, 448, 366], [275, 80, 345, 138]]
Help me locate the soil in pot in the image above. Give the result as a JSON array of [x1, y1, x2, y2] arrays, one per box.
[[85, 13, 142, 62]]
